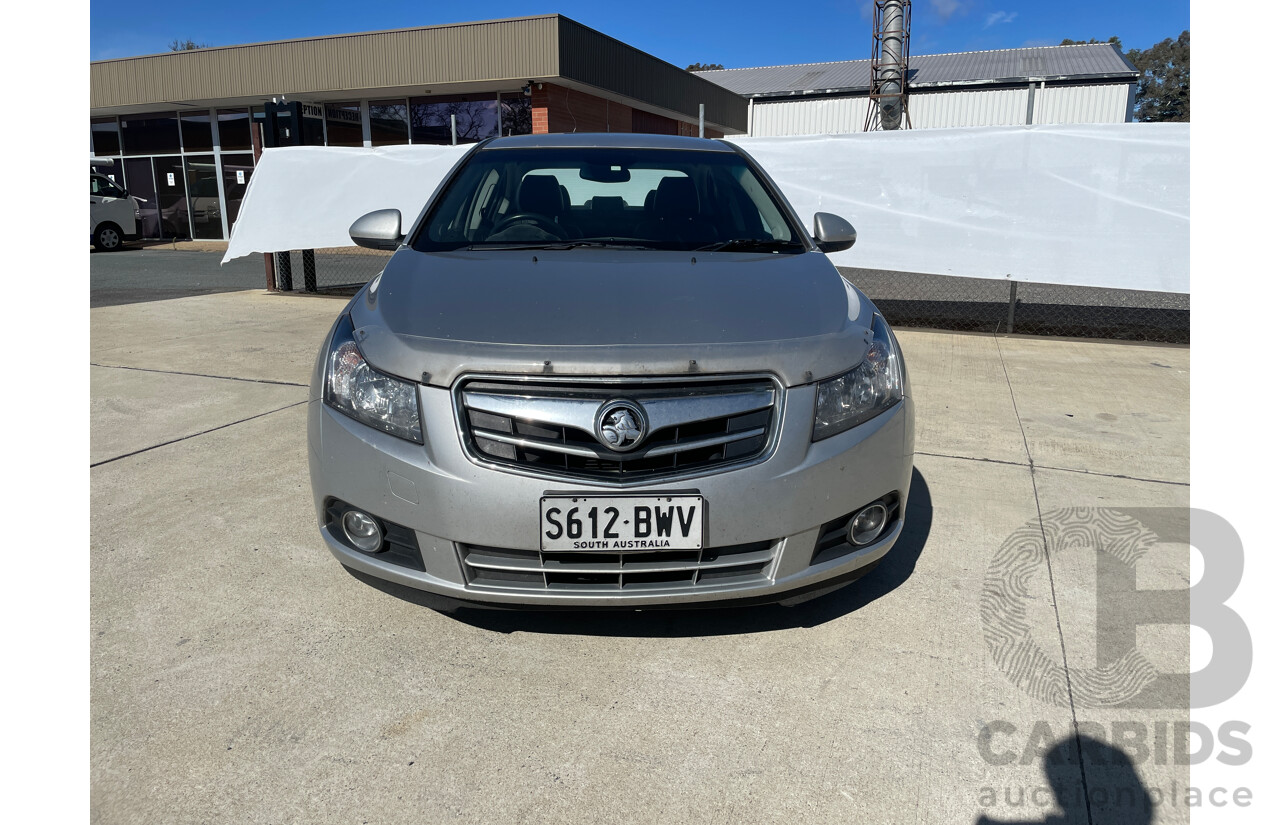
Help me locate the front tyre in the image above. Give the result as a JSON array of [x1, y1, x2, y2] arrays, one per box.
[[93, 223, 123, 252]]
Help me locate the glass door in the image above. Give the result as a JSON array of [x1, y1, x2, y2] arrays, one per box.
[[122, 158, 159, 238], [152, 157, 190, 239], [184, 155, 222, 239], [219, 153, 255, 233]]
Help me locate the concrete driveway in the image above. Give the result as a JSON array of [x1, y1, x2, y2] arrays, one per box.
[[91, 290, 1190, 824]]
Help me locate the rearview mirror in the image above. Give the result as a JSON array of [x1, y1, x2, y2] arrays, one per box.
[[580, 164, 631, 184], [350, 209, 404, 251], [813, 212, 857, 253]]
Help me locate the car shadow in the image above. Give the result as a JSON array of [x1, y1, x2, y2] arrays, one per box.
[[349, 466, 932, 636], [974, 735, 1153, 825]]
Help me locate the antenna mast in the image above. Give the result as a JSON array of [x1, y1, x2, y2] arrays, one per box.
[[864, 0, 912, 131]]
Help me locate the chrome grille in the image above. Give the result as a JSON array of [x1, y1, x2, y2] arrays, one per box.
[[455, 376, 780, 483], [459, 540, 778, 592]]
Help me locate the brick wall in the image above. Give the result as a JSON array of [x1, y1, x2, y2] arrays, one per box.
[[532, 83, 632, 134], [676, 120, 724, 139], [530, 82, 724, 138]]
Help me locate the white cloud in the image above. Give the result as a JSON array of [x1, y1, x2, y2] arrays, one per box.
[[931, 0, 961, 20], [984, 10, 1018, 28]]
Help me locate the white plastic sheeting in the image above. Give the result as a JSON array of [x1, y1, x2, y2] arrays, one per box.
[[731, 125, 1188, 293], [223, 125, 1189, 294], [222, 145, 469, 263]]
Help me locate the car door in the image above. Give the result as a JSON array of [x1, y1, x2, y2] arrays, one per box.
[[90, 173, 137, 236]]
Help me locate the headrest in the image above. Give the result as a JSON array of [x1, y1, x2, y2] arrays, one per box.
[[589, 196, 626, 213], [654, 176, 697, 217], [518, 174, 563, 214]]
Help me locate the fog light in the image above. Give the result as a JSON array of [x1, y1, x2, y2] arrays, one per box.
[[848, 503, 888, 546], [342, 510, 384, 553]]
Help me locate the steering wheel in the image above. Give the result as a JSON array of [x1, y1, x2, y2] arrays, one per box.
[[491, 213, 565, 238]]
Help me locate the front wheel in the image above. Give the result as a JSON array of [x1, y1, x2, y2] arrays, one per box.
[[93, 223, 123, 252]]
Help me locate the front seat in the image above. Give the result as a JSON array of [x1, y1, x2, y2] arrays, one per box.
[[486, 174, 570, 241], [638, 177, 716, 244]]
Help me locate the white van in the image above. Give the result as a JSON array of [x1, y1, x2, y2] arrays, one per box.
[[90, 158, 141, 251]]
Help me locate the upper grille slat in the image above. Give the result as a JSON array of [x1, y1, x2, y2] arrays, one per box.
[[457, 375, 781, 484]]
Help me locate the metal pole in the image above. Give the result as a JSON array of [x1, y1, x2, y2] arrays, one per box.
[[277, 251, 294, 292], [302, 250, 317, 292], [451, 114, 457, 146], [252, 122, 277, 291], [698, 104, 705, 138], [1006, 280, 1018, 333]]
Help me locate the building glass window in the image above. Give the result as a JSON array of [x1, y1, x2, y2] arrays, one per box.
[[410, 95, 499, 145], [121, 112, 181, 155], [300, 107, 325, 145], [91, 117, 121, 156], [219, 153, 255, 230], [325, 102, 363, 147], [370, 99, 409, 146], [500, 95, 533, 137], [217, 109, 253, 150], [180, 112, 214, 153]]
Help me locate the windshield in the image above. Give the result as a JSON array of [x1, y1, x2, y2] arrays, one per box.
[[91, 174, 127, 199], [413, 146, 805, 252]]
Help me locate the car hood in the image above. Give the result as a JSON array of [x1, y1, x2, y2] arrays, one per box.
[[349, 248, 879, 388]]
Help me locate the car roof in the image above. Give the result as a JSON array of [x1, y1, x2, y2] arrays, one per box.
[[480, 132, 738, 153]]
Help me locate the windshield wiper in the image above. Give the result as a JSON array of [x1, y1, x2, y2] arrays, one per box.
[[695, 239, 805, 253], [466, 240, 652, 251]]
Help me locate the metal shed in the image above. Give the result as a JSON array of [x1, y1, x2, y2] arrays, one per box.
[[696, 43, 1141, 136]]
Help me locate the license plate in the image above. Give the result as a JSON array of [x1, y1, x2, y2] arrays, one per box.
[[539, 495, 704, 551]]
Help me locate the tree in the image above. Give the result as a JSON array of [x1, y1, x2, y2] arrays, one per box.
[[1060, 33, 1190, 122], [1127, 31, 1190, 122], [686, 62, 725, 72], [1060, 36, 1123, 49], [168, 38, 209, 51]]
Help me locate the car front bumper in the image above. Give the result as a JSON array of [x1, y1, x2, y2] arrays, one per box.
[[308, 380, 914, 608]]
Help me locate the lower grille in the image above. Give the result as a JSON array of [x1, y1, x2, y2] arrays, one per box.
[[459, 540, 778, 592]]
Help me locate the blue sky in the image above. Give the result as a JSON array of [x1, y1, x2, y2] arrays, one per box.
[[89, 1, 1189, 65]]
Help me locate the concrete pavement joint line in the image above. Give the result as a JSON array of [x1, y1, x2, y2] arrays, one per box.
[[913, 451, 1190, 487], [992, 334, 1095, 825], [89, 362, 307, 388], [89, 401, 307, 468]]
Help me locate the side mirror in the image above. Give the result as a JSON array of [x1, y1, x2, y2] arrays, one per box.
[[813, 212, 857, 253], [350, 209, 404, 251]]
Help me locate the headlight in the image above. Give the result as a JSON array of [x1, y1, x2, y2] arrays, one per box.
[[812, 313, 903, 441], [323, 315, 423, 443]]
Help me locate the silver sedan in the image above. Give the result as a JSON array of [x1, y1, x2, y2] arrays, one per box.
[[308, 133, 914, 608]]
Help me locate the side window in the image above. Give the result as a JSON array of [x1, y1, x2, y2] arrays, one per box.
[[732, 167, 790, 240], [467, 169, 501, 233]]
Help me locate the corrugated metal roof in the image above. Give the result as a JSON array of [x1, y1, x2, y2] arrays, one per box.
[[696, 44, 1139, 98]]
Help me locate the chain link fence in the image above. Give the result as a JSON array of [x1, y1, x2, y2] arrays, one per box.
[[265, 252, 1188, 344], [840, 267, 1189, 344], [268, 248, 393, 294]]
